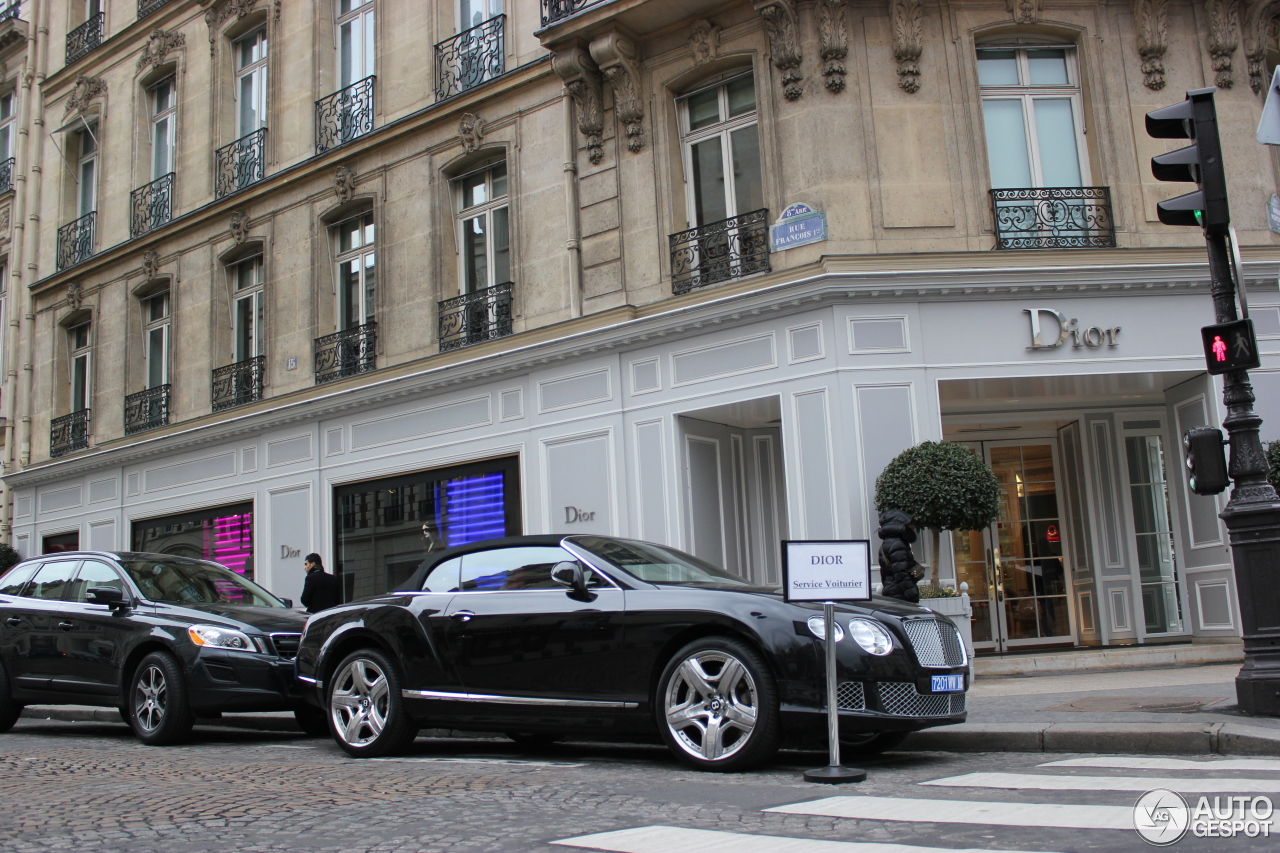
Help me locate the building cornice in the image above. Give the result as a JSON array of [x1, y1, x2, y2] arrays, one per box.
[[6, 247, 1277, 489]]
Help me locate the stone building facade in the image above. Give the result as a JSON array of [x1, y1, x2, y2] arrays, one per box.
[[3, 0, 1280, 653]]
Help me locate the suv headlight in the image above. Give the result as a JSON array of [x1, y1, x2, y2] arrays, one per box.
[[188, 625, 256, 652], [806, 615, 845, 642], [847, 618, 895, 656]]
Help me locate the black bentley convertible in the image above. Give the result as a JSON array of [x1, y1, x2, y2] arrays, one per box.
[[295, 535, 968, 771]]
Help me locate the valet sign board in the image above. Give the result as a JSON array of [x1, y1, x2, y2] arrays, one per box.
[[782, 540, 872, 602]]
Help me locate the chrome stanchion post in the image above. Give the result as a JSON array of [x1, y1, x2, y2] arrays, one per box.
[[803, 601, 866, 784]]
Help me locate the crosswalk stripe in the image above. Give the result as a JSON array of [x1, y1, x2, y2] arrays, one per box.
[[1039, 756, 1280, 772], [923, 771, 1280, 793], [765, 795, 1134, 829], [551, 825, 1056, 853]]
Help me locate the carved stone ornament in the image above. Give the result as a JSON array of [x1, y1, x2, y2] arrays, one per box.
[[1005, 0, 1039, 24], [552, 47, 605, 166], [756, 0, 804, 101], [142, 250, 160, 282], [200, 0, 260, 53], [334, 166, 357, 203], [0, 207, 9, 239], [590, 33, 646, 153], [136, 29, 186, 75], [892, 0, 924, 94], [229, 211, 249, 244], [1244, 0, 1280, 94], [1209, 0, 1241, 89], [63, 75, 106, 119], [459, 113, 486, 154], [1134, 0, 1169, 91], [66, 283, 83, 311], [818, 0, 849, 93], [689, 20, 719, 66]]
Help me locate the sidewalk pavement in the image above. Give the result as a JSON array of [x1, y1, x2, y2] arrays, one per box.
[[18, 662, 1280, 756]]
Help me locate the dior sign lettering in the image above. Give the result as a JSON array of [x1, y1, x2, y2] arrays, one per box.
[[281, 546, 300, 559], [564, 506, 596, 524], [1024, 308, 1121, 350]]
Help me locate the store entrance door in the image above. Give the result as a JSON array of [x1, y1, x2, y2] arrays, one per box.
[[953, 441, 1075, 652]]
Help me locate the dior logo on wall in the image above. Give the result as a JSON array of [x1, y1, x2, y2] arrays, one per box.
[[1024, 308, 1121, 350]]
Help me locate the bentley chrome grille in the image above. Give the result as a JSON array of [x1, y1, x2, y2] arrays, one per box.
[[902, 618, 967, 668], [877, 681, 966, 717], [836, 682, 866, 712]]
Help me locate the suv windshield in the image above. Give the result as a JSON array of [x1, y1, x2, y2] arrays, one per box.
[[119, 557, 283, 607], [571, 537, 753, 586]]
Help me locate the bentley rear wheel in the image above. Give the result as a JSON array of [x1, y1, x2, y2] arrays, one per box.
[[328, 649, 418, 757], [656, 637, 780, 772]]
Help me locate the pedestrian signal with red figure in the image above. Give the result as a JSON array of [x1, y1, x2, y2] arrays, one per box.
[[1200, 319, 1261, 375]]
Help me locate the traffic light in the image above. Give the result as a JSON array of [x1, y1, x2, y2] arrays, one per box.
[[1183, 426, 1229, 495], [1146, 87, 1229, 233], [1200, 318, 1261, 374]]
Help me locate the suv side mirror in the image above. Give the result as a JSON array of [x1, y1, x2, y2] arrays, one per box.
[[281, 598, 294, 609], [86, 587, 126, 610], [551, 561, 588, 597]]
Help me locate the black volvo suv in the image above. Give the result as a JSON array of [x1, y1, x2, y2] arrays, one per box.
[[0, 551, 322, 744]]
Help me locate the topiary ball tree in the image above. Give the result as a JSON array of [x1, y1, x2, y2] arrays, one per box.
[[874, 441, 1002, 586], [0, 543, 20, 575]]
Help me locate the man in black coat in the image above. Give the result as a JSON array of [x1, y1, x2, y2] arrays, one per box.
[[877, 509, 923, 604], [299, 553, 341, 614]]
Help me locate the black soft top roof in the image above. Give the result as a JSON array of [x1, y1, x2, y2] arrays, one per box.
[[401, 534, 575, 592]]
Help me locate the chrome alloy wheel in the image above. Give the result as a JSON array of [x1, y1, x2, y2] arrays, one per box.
[[330, 656, 391, 747], [133, 664, 168, 733], [663, 650, 759, 762]]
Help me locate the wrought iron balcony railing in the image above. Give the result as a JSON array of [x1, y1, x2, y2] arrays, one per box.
[[540, 0, 608, 27], [215, 128, 266, 198], [990, 186, 1117, 250], [138, 0, 174, 19], [57, 211, 95, 270], [669, 208, 771, 295], [315, 76, 375, 154], [66, 11, 103, 65], [438, 281, 513, 352], [0, 157, 13, 194], [130, 172, 174, 238], [211, 355, 264, 411], [435, 15, 505, 101], [51, 409, 90, 458], [124, 385, 170, 435], [0, 3, 21, 24], [315, 322, 376, 384]]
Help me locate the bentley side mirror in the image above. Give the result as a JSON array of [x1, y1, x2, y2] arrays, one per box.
[[86, 587, 127, 611], [551, 561, 589, 597]]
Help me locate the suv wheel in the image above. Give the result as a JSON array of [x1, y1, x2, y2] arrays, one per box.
[[127, 652, 195, 746], [328, 649, 418, 757]]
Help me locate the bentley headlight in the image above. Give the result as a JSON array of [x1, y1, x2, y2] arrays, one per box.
[[806, 615, 845, 642], [847, 618, 895, 655], [188, 624, 255, 652]]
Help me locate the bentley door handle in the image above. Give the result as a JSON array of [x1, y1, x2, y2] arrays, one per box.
[[4, 617, 19, 627], [451, 610, 474, 623], [57, 621, 74, 631]]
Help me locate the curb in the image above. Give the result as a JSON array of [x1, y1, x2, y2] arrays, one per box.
[[905, 721, 1280, 756]]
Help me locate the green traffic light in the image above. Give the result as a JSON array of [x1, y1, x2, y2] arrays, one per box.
[[1195, 210, 1204, 226]]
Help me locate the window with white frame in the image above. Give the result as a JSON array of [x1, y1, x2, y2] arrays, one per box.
[[455, 161, 509, 294], [232, 256, 264, 362], [338, 0, 375, 88], [0, 263, 7, 376], [0, 91, 15, 164], [76, 124, 98, 218], [143, 291, 170, 389], [679, 73, 763, 228], [236, 28, 268, 138], [977, 46, 1088, 189], [150, 77, 176, 180], [69, 321, 92, 412], [459, 0, 502, 30], [333, 212, 375, 329]]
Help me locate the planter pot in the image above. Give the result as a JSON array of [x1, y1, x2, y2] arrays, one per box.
[[919, 593, 975, 680]]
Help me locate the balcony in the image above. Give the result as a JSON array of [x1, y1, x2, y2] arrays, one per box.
[[50, 409, 90, 458], [990, 187, 1117, 250], [438, 282, 513, 352], [66, 12, 103, 65], [130, 173, 174, 238], [435, 15, 506, 101], [215, 129, 266, 199], [0, 3, 26, 52], [541, 0, 607, 27], [314, 322, 376, 384], [669, 208, 770, 296], [124, 385, 170, 435], [0, 157, 13, 194], [211, 355, 264, 411], [0, 3, 20, 24], [315, 76, 375, 154], [57, 212, 95, 270], [138, 0, 174, 19]]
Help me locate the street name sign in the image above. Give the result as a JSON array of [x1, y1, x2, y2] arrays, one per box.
[[770, 203, 828, 252]]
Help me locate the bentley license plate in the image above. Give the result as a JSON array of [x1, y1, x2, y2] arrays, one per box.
[[931, 674, 964, 693]]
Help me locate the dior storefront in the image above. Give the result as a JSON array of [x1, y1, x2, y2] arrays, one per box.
[[8, 261, 1278, 653]]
